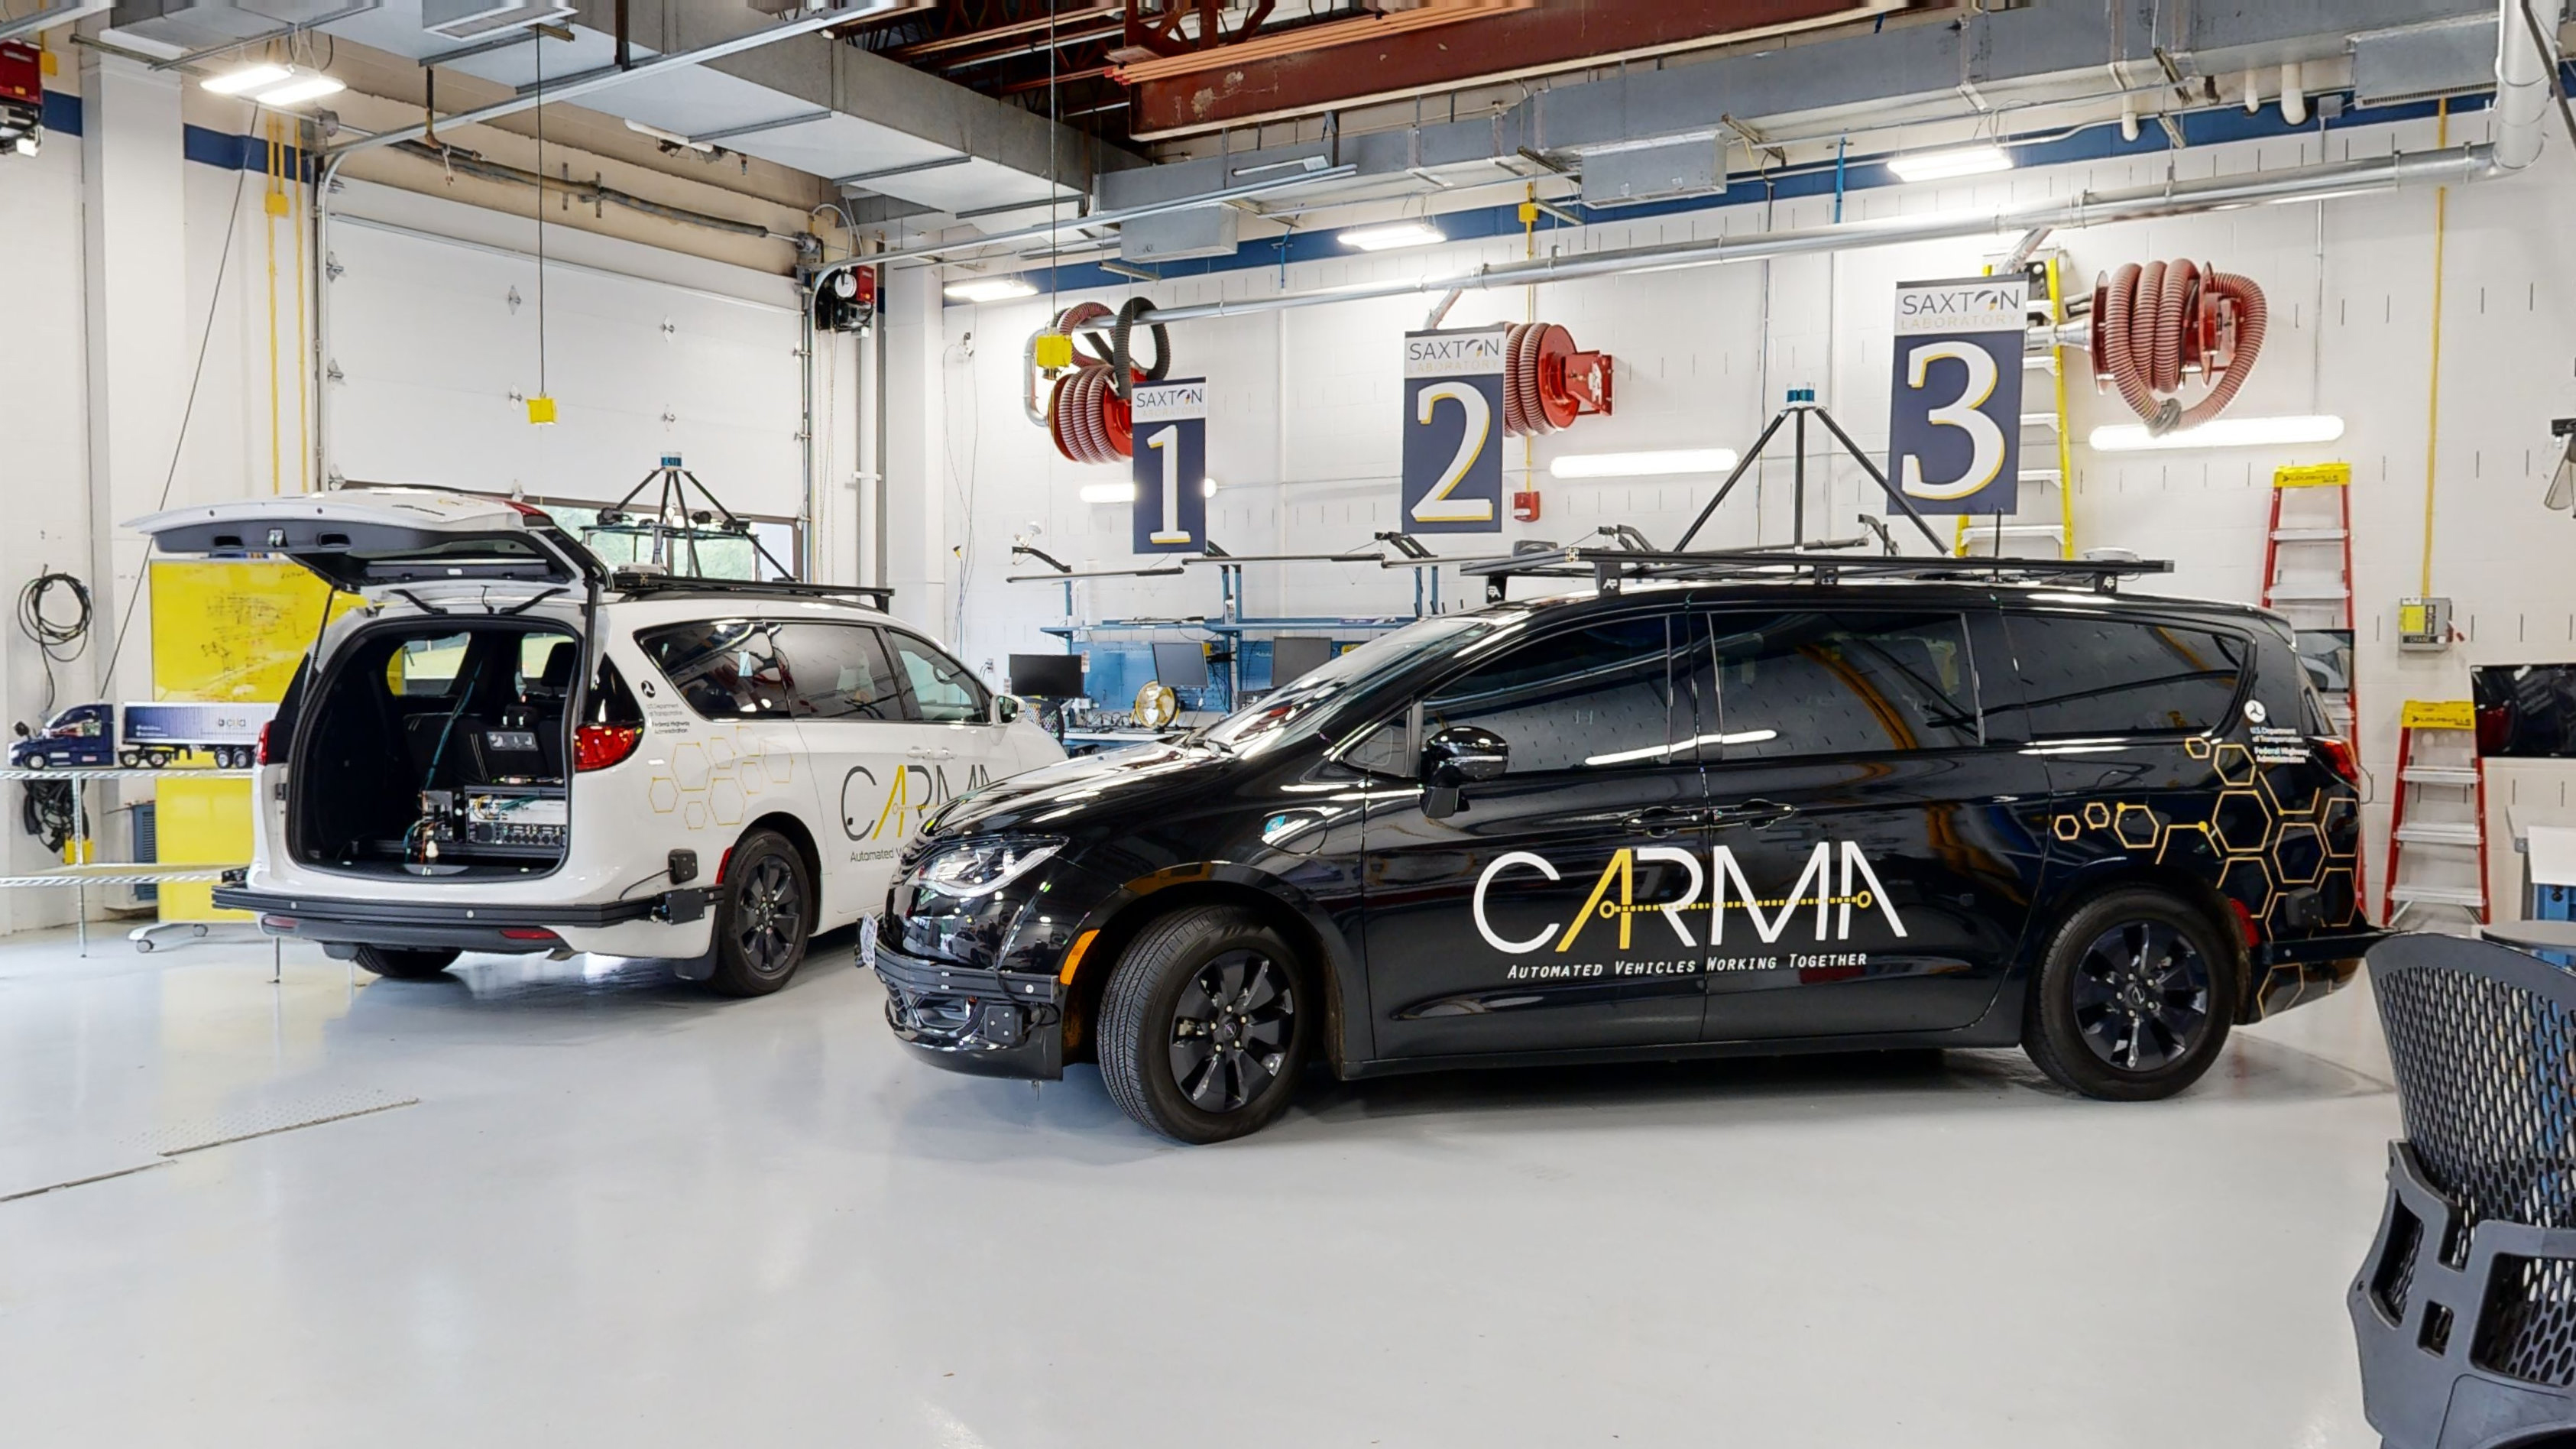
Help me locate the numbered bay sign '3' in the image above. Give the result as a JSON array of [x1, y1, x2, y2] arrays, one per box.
[[1887, 275, 2027, 515], [1401, 326, 1506, 533], [1131, 378, 1208, 553]]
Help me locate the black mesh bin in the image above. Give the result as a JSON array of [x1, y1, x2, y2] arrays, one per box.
[[2354, 933, 2576, 1447]]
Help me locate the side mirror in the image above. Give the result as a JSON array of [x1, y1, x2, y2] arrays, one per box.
[[993, 693, 1025, 724], [1421, 725, 1507, 819]]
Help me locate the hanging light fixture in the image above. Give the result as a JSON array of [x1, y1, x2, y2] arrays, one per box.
[[200, 63, 343, 107]]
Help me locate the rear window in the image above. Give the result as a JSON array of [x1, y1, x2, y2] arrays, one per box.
[[2008, 613, 2249, 737], [636, 620, 792, 719], [1699, 611, 1980, 759]]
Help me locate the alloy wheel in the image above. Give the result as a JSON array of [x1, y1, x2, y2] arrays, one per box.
[[2070, 919, 2211, 1072], [1168, 949, 1295, 1114], [737, 854, 803, 976]]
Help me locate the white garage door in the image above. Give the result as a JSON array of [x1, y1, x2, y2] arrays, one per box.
[[322, 214, 805, 520]]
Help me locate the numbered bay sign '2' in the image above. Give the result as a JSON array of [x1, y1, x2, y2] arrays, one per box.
[[1887, 275, 2027, 515], [1131, 377, 1208, 553], [1401, 326, 1506, 533]]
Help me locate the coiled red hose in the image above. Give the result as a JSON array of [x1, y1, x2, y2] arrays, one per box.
[[1044, 301, 1136, 465], [2092, 260, 2267, 433]]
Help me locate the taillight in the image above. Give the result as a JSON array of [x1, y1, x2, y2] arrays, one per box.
[[574, 724, 642, 772], [2313, 735, 2362, 787], [256, 721, 274, 765]]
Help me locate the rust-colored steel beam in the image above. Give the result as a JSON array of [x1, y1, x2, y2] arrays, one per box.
[[1126, 0, 1905, 140]]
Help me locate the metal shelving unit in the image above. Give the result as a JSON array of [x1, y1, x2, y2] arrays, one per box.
[[0, 767, 254, 953]]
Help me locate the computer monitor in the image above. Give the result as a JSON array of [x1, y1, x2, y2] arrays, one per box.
[[1271, 637, 1334, 689], [1152, 640, 1210, 691], [1009, 653, 1085, 698]]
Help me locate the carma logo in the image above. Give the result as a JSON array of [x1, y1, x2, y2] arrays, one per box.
[[1471, 842, 1907, 954]]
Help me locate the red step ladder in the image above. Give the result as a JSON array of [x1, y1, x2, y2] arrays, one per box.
[[2381, 700, 2490, 928], [2260, 463, 2356, 739]]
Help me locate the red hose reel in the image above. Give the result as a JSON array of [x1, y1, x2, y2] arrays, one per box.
[[1500, 321, 1615, 437], [2088, 260, 2267, 434], [1038, 299, 1168, 466]]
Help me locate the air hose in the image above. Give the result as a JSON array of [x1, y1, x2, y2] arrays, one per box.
[[1038, 298, 1170, 465], [2090, 260, 2268, 434]]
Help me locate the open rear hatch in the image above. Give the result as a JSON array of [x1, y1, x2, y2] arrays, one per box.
[[130, 490, 627, 882], [130, 488, 603, 595]]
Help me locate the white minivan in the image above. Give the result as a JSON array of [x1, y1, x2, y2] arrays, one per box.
[[136, 488, 1063, 995]]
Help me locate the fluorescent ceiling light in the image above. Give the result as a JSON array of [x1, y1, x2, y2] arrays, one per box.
[[1548, 448, 1740, 480], [2088, 414, 2346, 452], [1887, 145, 2013, 183], [1585, 729, 1778, 768], [254, 73, 348, 106], [945, 277, 1037, 303], [201, 63, 291, 96], [1337, 222, 1445, 252], [1078, 483, 1136, 504]]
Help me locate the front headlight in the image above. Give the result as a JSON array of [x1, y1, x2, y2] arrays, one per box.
[[912, 838, 1064, 899]]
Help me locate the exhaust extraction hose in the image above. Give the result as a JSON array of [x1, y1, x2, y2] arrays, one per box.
[[2092, 260, 2268, 434]]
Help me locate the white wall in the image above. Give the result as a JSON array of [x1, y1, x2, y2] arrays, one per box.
[[922, 104, 2576, 894]]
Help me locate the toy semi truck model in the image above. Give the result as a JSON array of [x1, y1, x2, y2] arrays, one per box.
[[8, 702, 277, 770]]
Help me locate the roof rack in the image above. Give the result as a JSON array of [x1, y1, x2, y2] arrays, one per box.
[[1460, 542, 2171, 602], [611, 571, 894, 610]]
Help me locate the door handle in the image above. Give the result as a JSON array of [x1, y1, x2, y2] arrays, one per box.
[[1622, 806, 1705, 837], [1709, 799, 1795, 830], [906, 745, 953, 760]]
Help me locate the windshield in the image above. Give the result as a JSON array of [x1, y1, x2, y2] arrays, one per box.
[[1195, 611, 1508, 755]]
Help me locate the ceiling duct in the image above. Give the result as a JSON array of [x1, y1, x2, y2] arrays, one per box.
[[109, 0, 371, 50], [422, 0, 572, 41], [2349, 12, 2510, 105]]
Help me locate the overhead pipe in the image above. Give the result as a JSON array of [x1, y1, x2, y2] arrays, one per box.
[[1130, 145, 2502, 329], [2280, 61, 2306, 127], [808, 164, 1359, 288], [2495, 0, 2552, 173]]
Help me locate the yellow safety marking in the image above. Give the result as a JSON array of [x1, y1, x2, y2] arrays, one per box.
[[2273, 462, 2352, 488], [2399, 699, 2475, 730]]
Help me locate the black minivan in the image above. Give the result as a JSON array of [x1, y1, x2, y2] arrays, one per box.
[[869, 549, 2377, 1143]]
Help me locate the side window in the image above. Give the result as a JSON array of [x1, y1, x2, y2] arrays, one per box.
[[1705, 611, 1981, 759], [1339, 715, 1415, 778], [2007, 612, 2249, 737], [1421, 614, 1677, 774], [635, 620, 794, 719], [888, 633, 987, 724], [387, 633, 470, 697], [773, 624, 902, 721]]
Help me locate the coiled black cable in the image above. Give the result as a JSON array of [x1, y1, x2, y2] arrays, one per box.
[[1107, 295, 1170, 400], [17, 570, 91, 721]]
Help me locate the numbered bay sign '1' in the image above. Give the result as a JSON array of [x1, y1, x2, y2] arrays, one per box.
[[1401, 326, 1506, 533], [1887, 275, 2027, 514], [1131, 377, 1208, 553]]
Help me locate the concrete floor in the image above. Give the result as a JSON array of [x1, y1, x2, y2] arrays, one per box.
[[0, 926, 2398, 1447]]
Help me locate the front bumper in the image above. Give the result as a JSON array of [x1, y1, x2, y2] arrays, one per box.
[[869, 921, 1065, 1081], [215, 885, 707, 954]]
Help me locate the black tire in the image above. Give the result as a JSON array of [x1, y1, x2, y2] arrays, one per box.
[[704, 828, 812, 997], [2024, 886, 2235, 1101], [353, 945, 460, 981], [1097, 905, 1313, 1143]]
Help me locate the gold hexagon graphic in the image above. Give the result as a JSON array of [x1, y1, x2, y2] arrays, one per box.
[[2114, 802, 2161, 851], [672, 741, 710, 792], [707, 734, 738, 768], [2216, 853, 2276, 919], [766, 749, 793, 786], [2082, 801, 2112, 830], [2053, 813, 2082, 841], [2259, 767, 2322, 819], [2184, 736, 2214, 760], [709, 777, 747, 825], [2213, 741, 2258, 787], [2272, 822, 2325, 886], [649, 777, 679, 813], [2156, 822, 2221, 871], [685, 800, 708, 830], [2321, 797, 2361, 859], [2212, 789, 2271, 853]]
